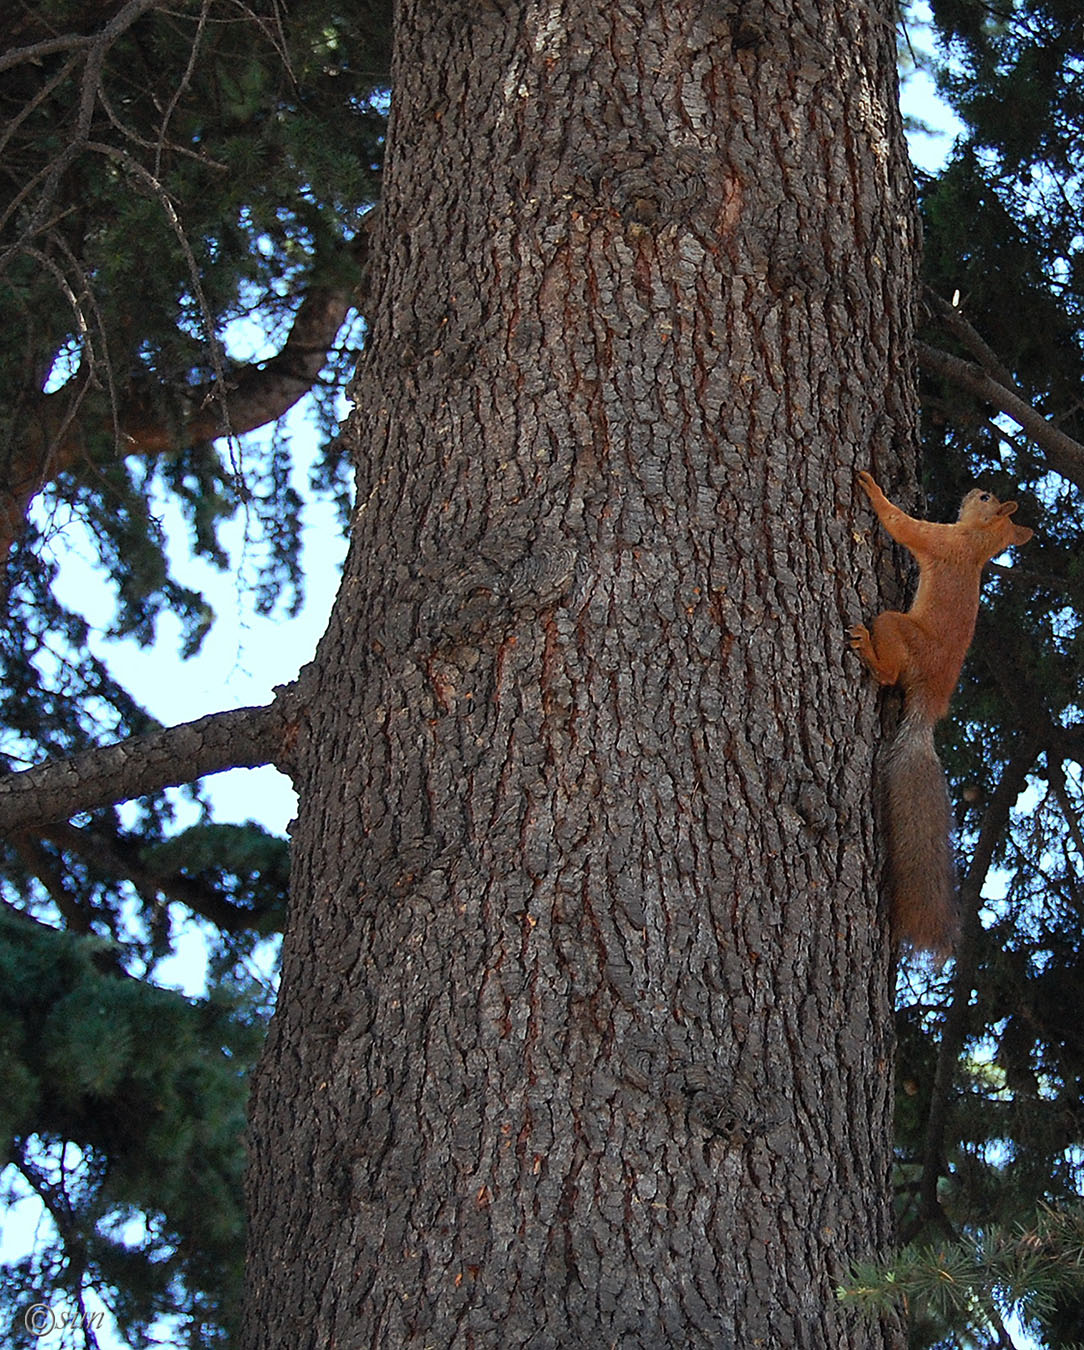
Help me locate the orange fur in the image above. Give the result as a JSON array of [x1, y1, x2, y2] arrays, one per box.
[[850, 470, 1033, 958]]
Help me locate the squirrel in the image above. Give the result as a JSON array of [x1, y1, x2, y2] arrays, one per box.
[[849, 470, 1033, 959]]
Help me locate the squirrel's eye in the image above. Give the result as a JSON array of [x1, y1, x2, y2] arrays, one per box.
[[979, 492, 991, 501]]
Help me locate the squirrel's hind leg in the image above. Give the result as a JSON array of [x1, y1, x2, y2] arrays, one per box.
[[850, 611, 909, 687]]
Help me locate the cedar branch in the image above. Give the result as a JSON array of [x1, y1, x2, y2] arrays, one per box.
[[2, 221, 372, 560], [921, 286, 1018, 392], [41, 820, 285, 933], [916, 339, 1084, 490], [0, 697, 298, 834]]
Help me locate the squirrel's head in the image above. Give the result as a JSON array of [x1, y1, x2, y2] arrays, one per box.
[[958, 488, 1034, 551]]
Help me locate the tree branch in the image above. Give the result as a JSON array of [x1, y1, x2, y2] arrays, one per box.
[[42, 819, 285, 934], [3, 223, 371, 560], [916, 338, 1084, 490], [9, 831, 93, 933], [0, 0, 162, 77], [0, 697, 299, 834], [921, 285, 1018, 392]]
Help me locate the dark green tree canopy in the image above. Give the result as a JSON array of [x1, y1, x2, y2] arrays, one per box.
[[0, 2, 389, 1342], [874, 2, 1084, 1345]]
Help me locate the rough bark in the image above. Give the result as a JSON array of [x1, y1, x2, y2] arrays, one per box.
[[244, 2, 916, 1346], [0, 700, 291, 832]]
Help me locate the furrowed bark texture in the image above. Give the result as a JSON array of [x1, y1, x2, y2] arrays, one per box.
[[0, 702, 286, 832], [245, 2, 916, 1346]]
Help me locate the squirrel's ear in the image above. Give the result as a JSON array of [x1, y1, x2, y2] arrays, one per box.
[[1010, 524, 1034, 546], [996, 500, 1018, 517]]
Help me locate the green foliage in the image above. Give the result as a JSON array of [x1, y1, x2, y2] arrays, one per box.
[[0, 3, 389, 1343], [841, 1208, 1084, 1346], [0, 908, 266, 1344], [1, 0, 389, 641], [894, 2, 1084, 1345]]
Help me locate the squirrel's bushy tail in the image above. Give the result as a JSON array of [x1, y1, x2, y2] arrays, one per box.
[[882, 701, 959, 960]]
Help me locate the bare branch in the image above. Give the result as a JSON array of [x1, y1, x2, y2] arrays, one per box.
[[921, 286, 1017, 391], [0, 0, 162, 75], [1048, 757, 1084, 867], [0, 697, 301, 835], [154, 0, 213, 179], [916, 339, 1084, 490], [1, 220, 371, 560], [0, 51, 84, 161], [0, 32, 95, 76], [0, 0, 164, 251]]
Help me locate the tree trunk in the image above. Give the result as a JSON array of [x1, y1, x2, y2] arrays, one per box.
[[244, 2, 916, 1345]]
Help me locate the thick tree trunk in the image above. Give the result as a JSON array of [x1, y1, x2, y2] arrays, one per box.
[[244, 2, 916, 1346]]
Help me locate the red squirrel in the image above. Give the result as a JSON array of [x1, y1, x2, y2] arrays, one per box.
[[849, 470, 1033, 959]]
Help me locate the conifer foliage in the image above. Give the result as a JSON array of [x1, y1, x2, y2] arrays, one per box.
[[886, 1, 1084, 1345], [0, 1, 388, 1342]]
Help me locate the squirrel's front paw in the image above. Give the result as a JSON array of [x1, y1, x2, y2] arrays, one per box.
[[856, 470, 879, 497]]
